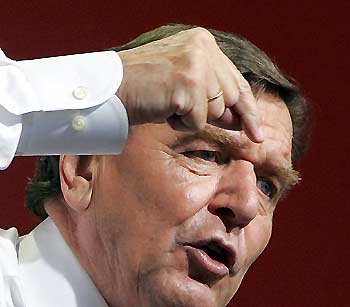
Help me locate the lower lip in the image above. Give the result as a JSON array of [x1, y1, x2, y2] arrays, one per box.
[[185, 246, 229, 277]]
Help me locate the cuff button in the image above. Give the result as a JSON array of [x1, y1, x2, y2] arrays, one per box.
[[72, 116, 86, 131], [73, 86, 88, 100]]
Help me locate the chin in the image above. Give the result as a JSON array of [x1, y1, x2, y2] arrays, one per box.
[[138, 268, 226, 307]]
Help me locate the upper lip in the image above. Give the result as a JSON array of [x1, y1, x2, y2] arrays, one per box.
[[183, 237, 236, 275]]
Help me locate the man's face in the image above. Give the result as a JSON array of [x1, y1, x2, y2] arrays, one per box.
[[88, 93, 296, 307]]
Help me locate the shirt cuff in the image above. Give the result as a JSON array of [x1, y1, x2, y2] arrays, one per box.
[[17, 95, 128, 156], [0, 49, 125, 169]]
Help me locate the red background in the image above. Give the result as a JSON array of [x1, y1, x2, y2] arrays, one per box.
[[0, 1, 348, 306]]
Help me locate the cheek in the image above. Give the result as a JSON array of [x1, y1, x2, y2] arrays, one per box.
[[153, 159, 220, 223], [103, 152, 221, 231], [243, 217, 272, 265]]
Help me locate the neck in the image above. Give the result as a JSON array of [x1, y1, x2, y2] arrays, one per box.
[[45, 199, 133, 307]]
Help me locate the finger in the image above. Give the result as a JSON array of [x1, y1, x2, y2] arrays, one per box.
[[209, 107, 241, 130], [230, 65, 264, 143], [205, 58, 227, 123], [207, 89, 225, 121], [207, 97, 225, 122], [207, 52, 242, 129], [168, 88, 193, 131], [216, 54, 240, 108], [180, 88, 207, 131]]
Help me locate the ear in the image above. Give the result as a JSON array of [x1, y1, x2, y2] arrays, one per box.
[[59, 155, 95, 212]]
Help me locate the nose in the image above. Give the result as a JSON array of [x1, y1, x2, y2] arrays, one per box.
[[208, 160, 259, 232]]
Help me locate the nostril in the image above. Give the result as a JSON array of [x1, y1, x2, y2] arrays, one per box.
[[216, 207, 233, 217], [214, 207, 252, 232], [215, 207, 235, 232]]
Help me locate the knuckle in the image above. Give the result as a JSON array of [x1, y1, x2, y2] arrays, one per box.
[[175, 71, 200, 89], [238, 78, 252, 93], [190, 27, 215, 46], [171, 94, 187, 114], [225, 88, 239, 105], [174, 48, 203, 71], [181, 48, 203, 68]]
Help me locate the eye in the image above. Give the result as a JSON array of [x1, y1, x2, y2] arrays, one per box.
[[184, 150, 219, 162], [257, 178, 276, 198]]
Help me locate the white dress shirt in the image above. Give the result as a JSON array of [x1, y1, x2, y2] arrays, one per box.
[[0, 49, 129, 169], [0, 49, 130, 305], [0, 218, 109, 307]]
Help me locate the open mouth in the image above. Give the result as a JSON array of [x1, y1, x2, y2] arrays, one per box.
[[201, 243, 230, 267], [184, 239, 235, 279]]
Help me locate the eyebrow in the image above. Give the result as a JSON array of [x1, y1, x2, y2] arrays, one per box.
[[173, 128, 238, 150], [261, 164, 300, 193], [172, 126, 300, 191]]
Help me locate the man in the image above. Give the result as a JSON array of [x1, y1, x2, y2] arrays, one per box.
[[0, 24, 310, 306]]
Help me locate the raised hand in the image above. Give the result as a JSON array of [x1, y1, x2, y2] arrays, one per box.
[[117, 27, 263, 143]]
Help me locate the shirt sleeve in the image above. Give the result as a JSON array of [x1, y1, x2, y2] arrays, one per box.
[[0, 49, 128, 170]]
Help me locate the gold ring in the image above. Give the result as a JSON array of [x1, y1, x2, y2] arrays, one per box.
[[207, 90, 224, 102]]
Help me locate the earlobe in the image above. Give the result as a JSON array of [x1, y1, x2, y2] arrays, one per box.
[[60, 155, 94, 212]]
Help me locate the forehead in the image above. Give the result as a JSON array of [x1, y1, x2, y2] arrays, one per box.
[[173, 93, 293, 161], [131, 93, 293, 168], [258, 92, 292, 135], [257, 92, 293, 160]]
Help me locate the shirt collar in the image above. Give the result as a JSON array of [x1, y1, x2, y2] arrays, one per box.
[[18, 218, 108, 307], [0, 49, 15, 65]]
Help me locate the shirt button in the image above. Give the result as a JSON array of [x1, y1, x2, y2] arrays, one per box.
[[72, 86, 88, 100], [72, 116, 86, 131]]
